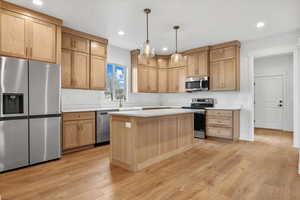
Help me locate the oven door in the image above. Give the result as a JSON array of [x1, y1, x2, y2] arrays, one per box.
[[194, 111, 206, 138]]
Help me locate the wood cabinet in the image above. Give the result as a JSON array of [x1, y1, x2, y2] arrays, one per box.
[[63, 112, 96, 153], [72, 51, 90, 89], [206, 109, 240, 141], [167, 67, 186, 93], [90, 56, 106, 90], [110, 113, 194, 172], [61, 49, 72, 88], [91, 41, 106, 57], [210, 41, 240, 91], [0, 1, 62, 63], [184, 46, 209, 77], [131, 41, 240, 93], [131, 50, 158, 93], [28, 19, 57, 63], [62, 33, 90, 53], [61, 27, 108, 90], [158, 68, 168, 93]]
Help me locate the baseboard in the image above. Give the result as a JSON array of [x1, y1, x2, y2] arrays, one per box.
[[239, 136, 254, 142]]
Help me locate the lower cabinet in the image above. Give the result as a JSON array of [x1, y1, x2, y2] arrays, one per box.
[[206, 109, 240, 141], [62, 112, 95, 153]]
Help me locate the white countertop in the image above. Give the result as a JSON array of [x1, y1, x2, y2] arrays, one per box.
[[62, 106, 181, 113], [206, 105, 242, 110], [109, 109, 197, 118]]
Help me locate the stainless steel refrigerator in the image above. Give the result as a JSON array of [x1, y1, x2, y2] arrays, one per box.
[[0, 56, 61, 172]]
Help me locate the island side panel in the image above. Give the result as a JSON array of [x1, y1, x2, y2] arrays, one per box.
[[110, 115, 137, 171], [136, 113, 194, 171]]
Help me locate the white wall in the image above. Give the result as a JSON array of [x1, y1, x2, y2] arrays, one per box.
[[254, 54, 294, 131], [160, 30, 300, 141], [61, 45, 160, 111]]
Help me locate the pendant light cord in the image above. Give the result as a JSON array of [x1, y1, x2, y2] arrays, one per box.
[[146, 11, 149, 43], [175, 29, 178, 53]]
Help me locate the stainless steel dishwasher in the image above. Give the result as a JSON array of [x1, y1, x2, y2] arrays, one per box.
[[96, 109, 118, 145]]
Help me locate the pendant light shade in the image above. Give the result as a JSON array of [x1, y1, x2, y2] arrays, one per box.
[[140, 8, 155, 58], [171, 26, 183, 65]]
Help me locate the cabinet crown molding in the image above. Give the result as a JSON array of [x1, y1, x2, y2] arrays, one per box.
[[0, 0, 62, 25], [210, 40, 241, 49], [62, 26, 108, 45], [182, 46, 210, 55]]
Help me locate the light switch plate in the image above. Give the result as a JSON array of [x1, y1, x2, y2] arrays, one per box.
[[125, 122, 132, 128]]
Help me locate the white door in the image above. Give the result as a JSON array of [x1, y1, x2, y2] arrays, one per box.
[[254, 75, 284, 130]]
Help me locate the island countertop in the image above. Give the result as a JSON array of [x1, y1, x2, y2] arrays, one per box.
[[108, 109, 199, 118]]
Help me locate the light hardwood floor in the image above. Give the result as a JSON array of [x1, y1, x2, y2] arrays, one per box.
[[0, 129, 299, 200]]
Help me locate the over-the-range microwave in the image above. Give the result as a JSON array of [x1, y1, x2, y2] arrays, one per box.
[[185, 77, 209, 92]]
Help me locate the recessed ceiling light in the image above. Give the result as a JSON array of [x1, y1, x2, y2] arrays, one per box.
[[162, 47, 168, 51], [118, 30, 125, 36], [256, 21, 265, 29], [33, 0, 43, 6]]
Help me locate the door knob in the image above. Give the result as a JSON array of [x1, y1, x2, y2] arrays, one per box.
[[279, 100, 283, 103], [278, 104, 283, 107]]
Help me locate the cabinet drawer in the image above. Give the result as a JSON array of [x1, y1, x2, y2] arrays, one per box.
[[206, 110, 232, 118], [206, 127, 232, 139], [207, 118, 232, 128], [210, 47, 235, 61], [63, 112, 95, 121]]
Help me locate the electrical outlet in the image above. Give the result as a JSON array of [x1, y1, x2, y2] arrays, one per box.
[[125, 122, 132, 128]]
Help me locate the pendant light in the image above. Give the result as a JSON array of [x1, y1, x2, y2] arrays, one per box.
[[140, 8, 155, 58], [170, 25, 183, 65]]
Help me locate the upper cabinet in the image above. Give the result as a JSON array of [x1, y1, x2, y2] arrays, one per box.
[[184, 46, 209, 77], [61, 27, 108, 90], [131, 50, 158, 93], [209, 41, 240, 91], [0, 1, 62, 63]]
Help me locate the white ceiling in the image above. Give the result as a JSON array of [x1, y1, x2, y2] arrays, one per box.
[[6, 0, 300, 54]]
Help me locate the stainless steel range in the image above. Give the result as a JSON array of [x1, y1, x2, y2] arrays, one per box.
[[183, 98, 214, 139], [0, 56, 61, 172]]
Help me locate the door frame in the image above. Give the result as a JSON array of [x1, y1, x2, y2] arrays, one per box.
[[248, 44, 299, 148], [254, 74, 285, 130]]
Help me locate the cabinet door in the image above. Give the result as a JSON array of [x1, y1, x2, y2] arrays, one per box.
[[72, 52, 90, 89], [62, 33, 72, 50], [177, 67, 186, 92], [148, 67, 158, 92], [61, 49, 72, 88], [63, 121, 79, 150], [137, 55, 148, 65], [197, 51, 209, 76], [167, 68, 177, 93], [91, 41, 106, 57], [138, 65, 149, 92], [158, 68, 168, 93], [90, 56, 106, 90], [78, 120, 95, 146], [72, 36, 90, 53], [157, 58, 169, 68], [186, 53, 197, 77], [148, 58, 157, 67], [210, 59, 236, 91], [0, 10, 27, 58], [28, 19, 56, 63]]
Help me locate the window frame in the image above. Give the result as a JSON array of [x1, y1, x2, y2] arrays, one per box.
[[105, 63, 128, 101]]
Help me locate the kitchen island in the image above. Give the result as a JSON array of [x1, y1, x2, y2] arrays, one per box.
[[109, 109, 195, 172]]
